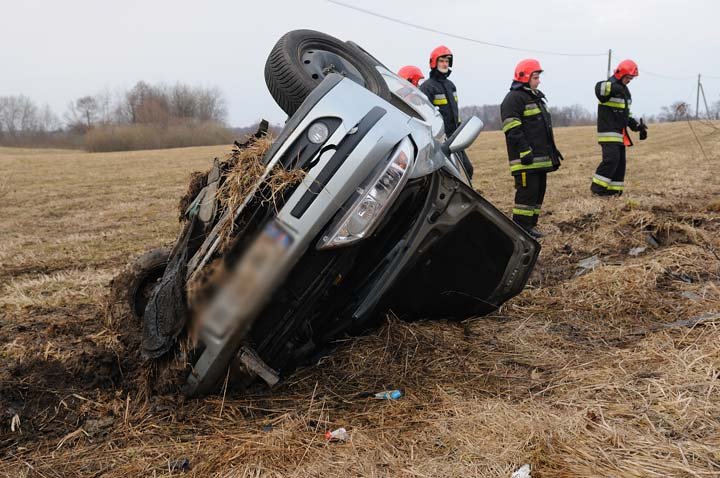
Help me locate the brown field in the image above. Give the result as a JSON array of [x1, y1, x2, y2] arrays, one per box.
[[1, 121, 719, 477]]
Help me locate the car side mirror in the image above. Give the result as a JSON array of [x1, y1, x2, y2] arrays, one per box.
[[442, 116, 484, 154]]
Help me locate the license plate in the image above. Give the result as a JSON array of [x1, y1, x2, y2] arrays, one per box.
[[202, 220, 293, 338]]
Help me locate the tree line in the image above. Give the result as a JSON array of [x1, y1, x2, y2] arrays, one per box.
[[0, 82, 231, 151], [0, 85, 717, 151], [64, 82, 227, 133]]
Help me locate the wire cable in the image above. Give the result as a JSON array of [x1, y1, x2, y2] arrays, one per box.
[[326, 0, 607, 57], [596, 52, 720, 80], [684, 112, 709, 160], [642, 70, 696, 81]]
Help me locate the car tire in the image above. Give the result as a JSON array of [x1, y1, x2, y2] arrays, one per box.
[[109, 247, 171, 322], [264, 29, 391, 116]]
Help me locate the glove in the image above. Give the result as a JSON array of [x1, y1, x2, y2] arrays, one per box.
[[639, 119, 648, 140], [521, 150, 533, 165]]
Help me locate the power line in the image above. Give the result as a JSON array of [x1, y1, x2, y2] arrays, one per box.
[[642, 70, 696, 81], [326, 0, 607, 57], [685, 115, 709, 160], [329, 4, 720, 81]]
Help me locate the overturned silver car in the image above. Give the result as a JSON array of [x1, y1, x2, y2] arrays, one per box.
[[119, 30, 539, 397]]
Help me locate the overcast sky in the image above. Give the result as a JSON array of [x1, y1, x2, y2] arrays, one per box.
[[2, 0, 719, 127]]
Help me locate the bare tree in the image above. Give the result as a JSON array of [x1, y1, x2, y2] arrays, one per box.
[[65, 95, 100, 132], [0, 97, 20, 134], [38, 104, 61, 132], [711, 99, 720, 120], [94, 88, 115, 125], [118, 81, 153, 124], [196, 86, 227, 123], [459, 104, 502, 130], [548, 104, 595, 127], [117, 81, 227, 125], [118, 81, 172, 125], [0, 95, 40, 135], [658, 101, 689, 122], [170, 83, 198, 120]]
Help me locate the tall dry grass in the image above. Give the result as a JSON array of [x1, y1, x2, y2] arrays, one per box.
[[0, 131, 84, 149], [84, 121, 235, 152]]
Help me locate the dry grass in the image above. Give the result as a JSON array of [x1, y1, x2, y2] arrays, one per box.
[[84, 122, 235, 153], [0, 121, 719, 477], [214, 135, 304, 244], [178, 135, 304, 310]]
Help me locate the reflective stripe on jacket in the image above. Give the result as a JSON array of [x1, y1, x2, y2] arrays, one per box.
[[420, 69, 460, 136], [500, 81, 560, 176], [595, 77, 640, 145]]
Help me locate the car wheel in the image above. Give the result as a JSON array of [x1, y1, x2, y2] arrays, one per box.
[[264, 29, 391, 116]]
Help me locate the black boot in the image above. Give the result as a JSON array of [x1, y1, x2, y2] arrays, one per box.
[[516, 222, 544, 239], [527, 227, 544, 238]]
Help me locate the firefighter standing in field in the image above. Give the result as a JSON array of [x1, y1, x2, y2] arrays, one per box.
[[500, 59, 562, 238], [398, 65, 425, 87], [419, 46, 474, 178], [591, 59, 648, 196]]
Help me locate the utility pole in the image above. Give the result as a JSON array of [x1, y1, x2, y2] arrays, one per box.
[[696, 74, 701, 119], [699, 81, 711, 120], [607, 49, 612, 78]]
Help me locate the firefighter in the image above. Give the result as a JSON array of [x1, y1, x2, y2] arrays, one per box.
[[420, 46, 460, 135], [419, 45, 473, 178], [398, 65, 424, 87], [500, 59, 562, 238], [591, 59, 648, 196]]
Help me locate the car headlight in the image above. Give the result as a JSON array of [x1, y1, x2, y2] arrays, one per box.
[[318, 136, 414, 249]]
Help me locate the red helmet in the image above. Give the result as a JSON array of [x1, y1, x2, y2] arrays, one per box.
[[514, 59, 543, 83], [398, 65, 425, 86], [614, 59, 639, 79], [430, 45, 453, 69]]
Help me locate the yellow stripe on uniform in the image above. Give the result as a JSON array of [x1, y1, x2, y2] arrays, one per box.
[[502, 118, 522, 133], [592, 174, 624, 190], [602, 81, 612, 96], [433, 98, 448, 105], [523, 108, 541, 116], [512, 207, 535, 217], [600, 101, 626, 109], [510, 161, 553, 172], [592, 176, 609, 188], [597, 131, 624, 143], [597, 136, 624, 143]]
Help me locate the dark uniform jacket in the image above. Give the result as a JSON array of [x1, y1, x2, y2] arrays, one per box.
[[500, 81, 560, 176], [420, 69, 460, 136], [595, 76, 640, 145]]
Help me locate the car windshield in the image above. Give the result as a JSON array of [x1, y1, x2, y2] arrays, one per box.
[[376, 66, 438, 122]]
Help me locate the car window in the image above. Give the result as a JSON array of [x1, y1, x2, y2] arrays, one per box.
[[376, 67, 438, 122]]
